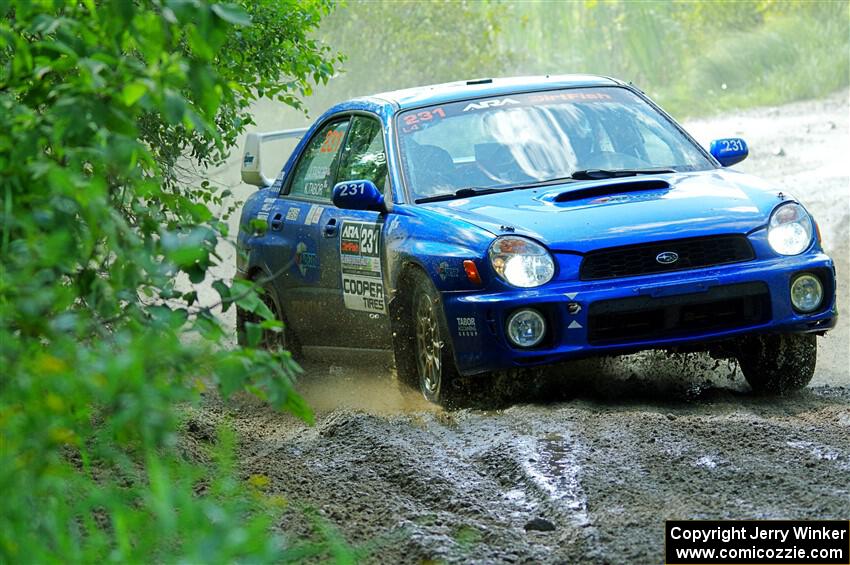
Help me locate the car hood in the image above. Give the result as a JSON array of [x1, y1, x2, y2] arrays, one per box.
[[424, 169, 789, 253]]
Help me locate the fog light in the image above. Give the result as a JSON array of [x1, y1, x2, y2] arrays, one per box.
[[506, 309, 546, 348], [790, 273, 823, 313]]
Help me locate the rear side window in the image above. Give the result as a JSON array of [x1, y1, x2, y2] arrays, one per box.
[[288, 119, 350, 200], [336, 116, 388, 191]]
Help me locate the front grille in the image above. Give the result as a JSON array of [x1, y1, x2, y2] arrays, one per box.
[[587, 282, 771, 345], [580, 235, 754, 281]]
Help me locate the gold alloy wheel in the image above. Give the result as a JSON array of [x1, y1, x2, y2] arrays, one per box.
[[415, 293, 442, 395]]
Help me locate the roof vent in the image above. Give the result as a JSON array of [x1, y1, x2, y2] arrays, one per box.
[[466, 78, 493, 85]]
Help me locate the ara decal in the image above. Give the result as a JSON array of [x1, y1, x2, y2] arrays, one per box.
[[462, 97, 520, 112]]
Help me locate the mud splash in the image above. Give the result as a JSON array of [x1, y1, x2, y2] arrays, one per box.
[[294, 351, 437, 415]]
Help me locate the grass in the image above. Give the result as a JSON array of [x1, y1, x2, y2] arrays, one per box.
[[649, 14, 849, 118]]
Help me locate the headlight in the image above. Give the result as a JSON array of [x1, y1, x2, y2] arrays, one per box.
[[767, 202, 813, 255], [488, 236, 555, 288]]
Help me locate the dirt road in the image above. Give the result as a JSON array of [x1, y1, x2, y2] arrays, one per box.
[[196, 91, 850, 563]]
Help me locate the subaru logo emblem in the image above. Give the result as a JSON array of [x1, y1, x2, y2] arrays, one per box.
[[656, 251, 679, 265]]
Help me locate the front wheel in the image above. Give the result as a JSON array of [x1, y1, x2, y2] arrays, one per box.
[[394, 271, 469, 408], [737, 333, 817, 394]]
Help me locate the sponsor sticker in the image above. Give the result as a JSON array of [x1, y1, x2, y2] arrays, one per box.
[[303, 181, 327, 197], [294, 239, 320, 280], [285, 207, 300, 222], [462, 97, 521, 112], [304, 162, 330, 180], [256, 197, 276, 221], [456, 317, 478, 337], [340, 221, 385, 314], [437, 261, 459, 281], [527, 91, 613, 104], [387, 216, 401, 232], [271, 169, 286, 190], [306, 204, 324, 225]]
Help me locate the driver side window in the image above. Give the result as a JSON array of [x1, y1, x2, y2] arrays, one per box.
[[289, 119, 350, 201], [336, 116, 388, 190]]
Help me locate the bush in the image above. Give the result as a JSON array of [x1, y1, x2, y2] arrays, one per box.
[[0, 1, 342, 561]]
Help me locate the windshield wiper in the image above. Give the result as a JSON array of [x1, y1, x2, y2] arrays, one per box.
[[414, 169, 677, 202], [569, 168, 676, 180], [415, 186, 517, 203]]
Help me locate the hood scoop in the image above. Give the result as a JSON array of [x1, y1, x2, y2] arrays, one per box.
[[551, 179, 670, 203]]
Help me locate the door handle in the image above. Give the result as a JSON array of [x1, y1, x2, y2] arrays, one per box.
[[323, 218, 338, 238], [270, 212, 283, 231]]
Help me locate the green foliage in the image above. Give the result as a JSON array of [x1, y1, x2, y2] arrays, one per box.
[[310, 0, 848, 119], [306, 0, 513, 106], [500, 0, 849, 118], [0, 0, 342, 561], [668, 10, 850, 115]]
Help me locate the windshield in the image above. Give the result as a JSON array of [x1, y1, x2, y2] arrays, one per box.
[[396, 87, 713, 202]]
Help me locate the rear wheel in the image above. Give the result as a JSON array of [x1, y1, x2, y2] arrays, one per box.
[[737, 333, 816, 394], [236, 280, 302, 359]]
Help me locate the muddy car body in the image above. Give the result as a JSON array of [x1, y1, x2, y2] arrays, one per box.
[[236, 75, 837, 406]]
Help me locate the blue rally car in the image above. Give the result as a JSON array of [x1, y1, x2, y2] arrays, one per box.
[[236, 75, 837, 407]]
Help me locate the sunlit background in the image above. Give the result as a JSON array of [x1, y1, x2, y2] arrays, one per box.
[[223, 0, 849, 182]]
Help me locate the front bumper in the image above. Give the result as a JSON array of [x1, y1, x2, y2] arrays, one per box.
[[441, 252, 837, 376]]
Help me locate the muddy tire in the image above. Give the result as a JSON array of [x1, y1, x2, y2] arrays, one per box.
[[390, 274, 419, 390], [236, 281, 302, 359], [737, 333, 816, 394], [394, 270, 470, 408]]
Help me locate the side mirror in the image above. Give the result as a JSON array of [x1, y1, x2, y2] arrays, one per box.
[[241, 127, 310, 188], [332, 180, 385, 212], [709, 137, 748, 167]]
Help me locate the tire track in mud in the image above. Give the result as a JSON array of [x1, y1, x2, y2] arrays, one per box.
[[192, 385, 850, 563], [570, 392, 850, 562], [206, 399, 606, 562]]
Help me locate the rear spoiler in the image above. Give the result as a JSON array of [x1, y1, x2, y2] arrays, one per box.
[[241, 127, 310, 187]]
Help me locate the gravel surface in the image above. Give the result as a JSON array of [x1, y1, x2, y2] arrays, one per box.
[[194, 91, 850, 563]]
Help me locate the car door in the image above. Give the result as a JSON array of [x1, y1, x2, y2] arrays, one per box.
[[314, 114, 392, 349], [270, 117, 351, 346]]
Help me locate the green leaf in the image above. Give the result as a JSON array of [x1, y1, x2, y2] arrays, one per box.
[[215, 356, 246, 397], [211, 279, 231, 310], [259, 319, 282, 331], [161, 228, 211, 267], [244, 321, 262, 347], [122, 82, 147, 106], [280, 389, 314, 425], [248, 218, 268, 234], [163, 91, 186, 124], [195, 311, 224, 340], [211, 4, 252, 26]]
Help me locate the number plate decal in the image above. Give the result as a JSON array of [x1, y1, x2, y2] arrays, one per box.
[[340, 221, 386, 314]]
